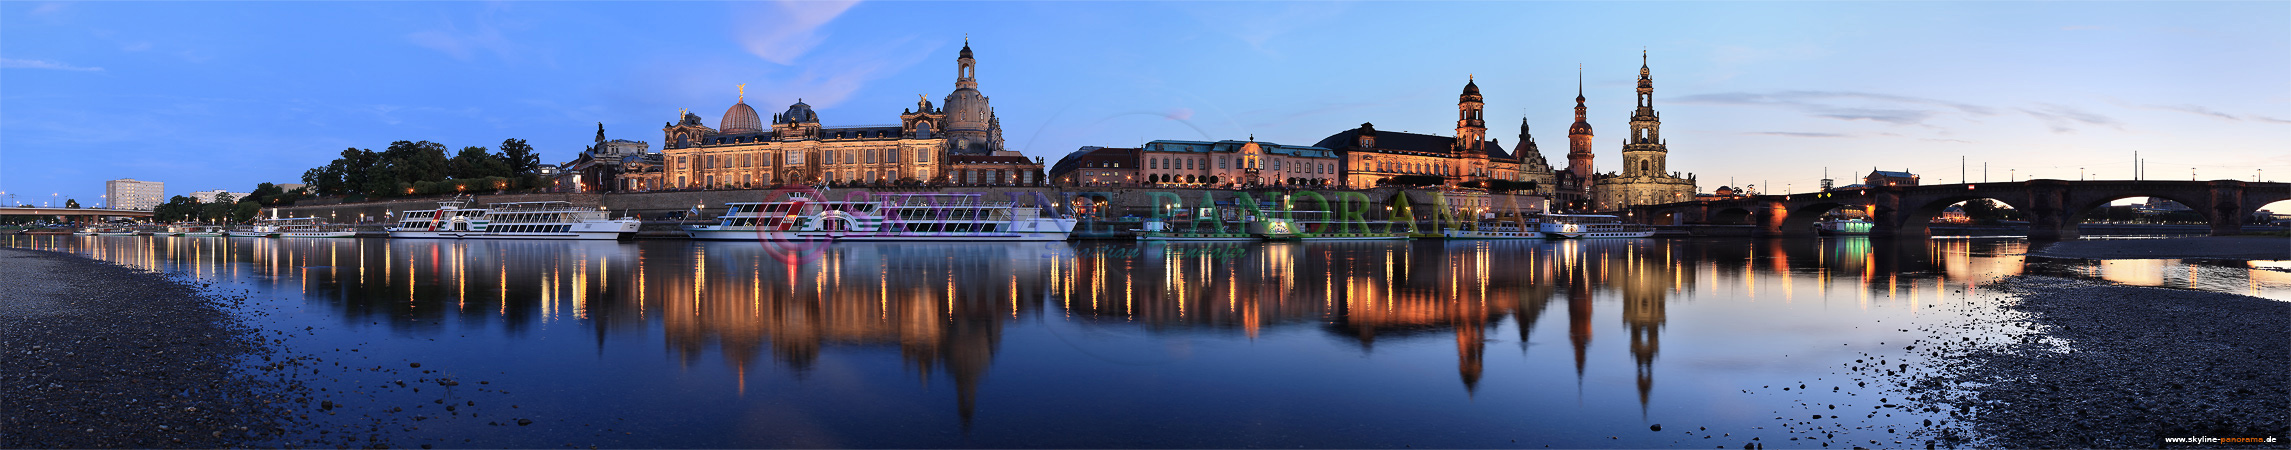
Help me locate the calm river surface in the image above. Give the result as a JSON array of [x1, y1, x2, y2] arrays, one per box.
[[7, 235, 2287, 448]]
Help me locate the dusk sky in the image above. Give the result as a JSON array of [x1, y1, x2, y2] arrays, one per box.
[[4, 1, 2286, 208]]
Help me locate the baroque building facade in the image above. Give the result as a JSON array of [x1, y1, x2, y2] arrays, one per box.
[[558, 122, 663, 193], [655, 40, 1042, 189], [1312, 77, 1554, 192], [1591, 54, 1698, 211], [1048, 138, 1339, 188]]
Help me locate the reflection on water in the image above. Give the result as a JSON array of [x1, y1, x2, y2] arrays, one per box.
[[6, 235, 2286, 447]]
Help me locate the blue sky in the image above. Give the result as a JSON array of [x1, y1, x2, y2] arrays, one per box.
[[4, 1, 2287, 207]]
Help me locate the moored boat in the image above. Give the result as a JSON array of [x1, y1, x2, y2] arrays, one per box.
[[275, 218, 357, 238], [1440, 221, 1546, 239], [388, 200, 637, 240], [686, 193, 1076, 242], [1815, 218, 1873, 235], [167, 224, 228, 237], [1538, 213, 1655, 239]]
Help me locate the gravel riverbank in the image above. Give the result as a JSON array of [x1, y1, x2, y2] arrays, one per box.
[[1909, 275, 2288, 448], [0, 248, 290, 448], [2033, 236, 2291, 260]]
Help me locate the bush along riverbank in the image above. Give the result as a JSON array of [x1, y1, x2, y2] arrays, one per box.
[[0, 248, 305, 448], [1904, 275, 2288, 448]]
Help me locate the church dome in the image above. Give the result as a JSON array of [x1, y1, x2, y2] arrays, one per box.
[[942, 89, 989, 133], [777, 100, 818, 124], [1462, 78, 1481, 97], [720, 101, 763, 134]]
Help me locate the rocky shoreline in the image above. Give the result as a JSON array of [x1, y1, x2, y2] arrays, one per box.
[[1908, 275, 2288, 448], [0, 248, 292, 448]]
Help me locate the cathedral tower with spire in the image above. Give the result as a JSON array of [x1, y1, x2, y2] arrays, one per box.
[[1593, 51, 1698, 211]]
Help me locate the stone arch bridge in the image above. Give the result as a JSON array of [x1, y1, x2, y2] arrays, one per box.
[[1629, 180, 2291, 239]]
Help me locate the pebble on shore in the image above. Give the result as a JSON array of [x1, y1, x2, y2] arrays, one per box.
[[1909, 275, 2289, 449], [0, 248, 291, 448]]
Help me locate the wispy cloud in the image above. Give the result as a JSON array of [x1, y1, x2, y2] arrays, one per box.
[[1187, 3, 1349, 56], [1747, 131, 1848, 138], [734, 0, 861, 65], [1672, 91, 1993, 126], [1922, 138, 1973, 144], [2019, 103, 2120, 133], [765, 35, 935, 109], [2144, 104, 2239, 121], [28, 2, 66, 16], [406, 19, 519, 62], [2256, 116, 2291, 125], [1, 58, 103, 72]]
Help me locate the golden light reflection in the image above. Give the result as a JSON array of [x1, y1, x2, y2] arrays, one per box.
[[21, 234, 2281, 421]]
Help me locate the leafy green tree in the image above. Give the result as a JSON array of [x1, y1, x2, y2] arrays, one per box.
[[64, 199, 79, 208], [449, 146, 511, 179], [231, 201, 261, 223], [381, 140, 451, 185], [500, 138, 540, 175], [153, 196, 198, 222]]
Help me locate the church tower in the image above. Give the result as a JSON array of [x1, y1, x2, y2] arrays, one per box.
[[1455, 76, 1486, 154], [943, 37, 1002, 154], [1566, 68, 1595, 181], [1592, 50, 1698, 211], [1622, 51, 1667, 178]]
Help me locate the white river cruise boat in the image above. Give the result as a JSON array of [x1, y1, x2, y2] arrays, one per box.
[[388, 201, 638, 240], [1538, 213, 1656, 239], [225, 219, 284, 237], [1440, 219, 1546, 239], [275, 217, 358, 238], [686, 193, 1076, 242], [167, 224, 228, 237]]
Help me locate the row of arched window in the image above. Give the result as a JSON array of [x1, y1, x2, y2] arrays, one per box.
[[1146, 156, 1334, 174]]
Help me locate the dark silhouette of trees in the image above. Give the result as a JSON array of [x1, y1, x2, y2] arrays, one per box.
[[301, 138, 546, 199]]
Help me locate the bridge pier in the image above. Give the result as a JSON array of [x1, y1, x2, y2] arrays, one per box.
[[1866, 187, 1919, 238], [2208, 180, 2249, 236], [2023, 180, 2076, 240], [1751, 200, 1788, 237]]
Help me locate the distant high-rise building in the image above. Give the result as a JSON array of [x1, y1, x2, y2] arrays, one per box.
[[106, 179, 164, 210], [185, 189, 250, 204]]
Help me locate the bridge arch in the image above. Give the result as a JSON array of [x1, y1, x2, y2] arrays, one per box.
[[1709, 207, 1753, 225], [1779, 201, 1871, 236], [2063, 193, 2210, 227], [1896, 194, 2036, 237], [2245, 196, 2291, 224]]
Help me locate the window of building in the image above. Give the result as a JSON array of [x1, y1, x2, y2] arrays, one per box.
[[917, 149, 929, 163]]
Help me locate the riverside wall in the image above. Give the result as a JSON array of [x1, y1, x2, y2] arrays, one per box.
[[270, 187, 1551, 225]]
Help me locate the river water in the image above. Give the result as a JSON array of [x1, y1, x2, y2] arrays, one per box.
[[6, 235, 2286, 448]]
